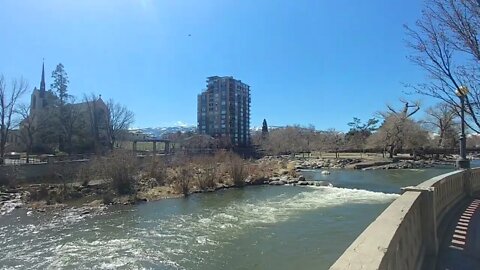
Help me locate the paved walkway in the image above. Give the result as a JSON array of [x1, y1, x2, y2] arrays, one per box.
[[436, 198, 480, 270]]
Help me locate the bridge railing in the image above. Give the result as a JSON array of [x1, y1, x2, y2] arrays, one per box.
[[330, 168, 480, 270]]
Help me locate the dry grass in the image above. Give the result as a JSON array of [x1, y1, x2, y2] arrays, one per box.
[[227, 155, 247, 187], [171, 166, 192, 195], [147, 157, 168, 186], [101, 151, 139, 195], [157, 151, 253, 194], [195, 165, 217, 190]]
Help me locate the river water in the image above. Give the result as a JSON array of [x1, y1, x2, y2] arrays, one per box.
[[0, 167, 458, 269]]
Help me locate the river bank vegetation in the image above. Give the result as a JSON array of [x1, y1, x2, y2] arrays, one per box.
[[253, 99, 480, 160], [0, 150, 301, 210], [1, 96, 477, 213], [0, 148, 458, 215]]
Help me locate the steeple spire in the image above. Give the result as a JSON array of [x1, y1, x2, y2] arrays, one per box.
[[40, 59, 46, 92]]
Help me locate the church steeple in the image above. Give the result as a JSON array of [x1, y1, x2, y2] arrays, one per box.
[[40, 60, 46, 92]]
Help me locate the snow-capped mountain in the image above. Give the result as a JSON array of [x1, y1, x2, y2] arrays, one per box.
[[139, 126, 197, 139], [137, 125, 273, 139]]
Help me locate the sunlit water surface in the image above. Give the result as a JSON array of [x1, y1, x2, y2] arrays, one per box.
[[1, 165, 464, 269]]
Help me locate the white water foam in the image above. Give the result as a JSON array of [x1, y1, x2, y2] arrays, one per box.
[[0, 193, 23, 216], [129, 186, 401, 267], [227, 186, 399, 225], [1, 186, 399, 269]]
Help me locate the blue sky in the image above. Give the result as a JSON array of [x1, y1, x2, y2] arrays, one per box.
[[0, 0, 432, 130]]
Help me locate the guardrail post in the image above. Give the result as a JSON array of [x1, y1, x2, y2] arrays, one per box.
[[401, 186, 438, 269]]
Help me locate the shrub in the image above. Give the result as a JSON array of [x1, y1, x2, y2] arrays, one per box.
[[29, 185, 49, 201], [228, 155, 247, 187], [102, 151, 139, 195], [76, 164, 92, 187], [147, 157, 168, 186], [76, 156, 105, 187], [196, 165, 217, 190], [172, 167, 192, 196], [47, 190, 63, 204]]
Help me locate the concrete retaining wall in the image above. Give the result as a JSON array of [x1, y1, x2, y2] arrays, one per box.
[[330, 168, 480, 270], [0, 154, 164, 184], [0, 160, 88, 183]]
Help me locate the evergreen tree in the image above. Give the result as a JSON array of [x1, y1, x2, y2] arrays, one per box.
[[50, 63, 69, 105], [262, 119, 269, 138], [51, 63, 76, 153]]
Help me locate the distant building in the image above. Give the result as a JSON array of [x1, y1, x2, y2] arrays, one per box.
[[30, 62, 58, 128], [197, 76, 251, 146], [5, 129, 23, 152], [123, 129, 153, 141], [27, 62, 109, 152]]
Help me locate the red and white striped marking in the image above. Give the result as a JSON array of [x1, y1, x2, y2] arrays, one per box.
[[450, 200, 480, 251]]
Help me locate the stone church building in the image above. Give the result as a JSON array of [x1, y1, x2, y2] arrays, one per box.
[[26, 62, 110, 153]]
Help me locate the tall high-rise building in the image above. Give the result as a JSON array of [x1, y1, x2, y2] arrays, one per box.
[[197, 76, 251, 146]]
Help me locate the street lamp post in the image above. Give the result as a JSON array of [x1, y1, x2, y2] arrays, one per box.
[[456, 86, 470, 169]]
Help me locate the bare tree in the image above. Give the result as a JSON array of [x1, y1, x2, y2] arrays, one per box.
[[370, 100, 424, 158], [322, 129, 345, 159], [345, 117, 379, 151], [383, 99, 421, 119], [17, 104, 48, 163], [106, 99, 134, 150], [84, 93, 108, 153], [405, 0, 480, 133], [260, 125, 314, 156], [422, 102, 459, 150], [0, 75, 28, 164], [368, 116, 429, 159]]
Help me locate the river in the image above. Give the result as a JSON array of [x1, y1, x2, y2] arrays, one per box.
[[0, 166, 461, 269]]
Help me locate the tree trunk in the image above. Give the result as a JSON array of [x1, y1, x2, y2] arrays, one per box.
[[389, 145, 394, 159], [67, 135, 73, 155], [0, 138, 5, 165]]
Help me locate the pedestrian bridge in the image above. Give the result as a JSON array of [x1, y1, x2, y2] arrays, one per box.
[[330, 168, 480, 270]]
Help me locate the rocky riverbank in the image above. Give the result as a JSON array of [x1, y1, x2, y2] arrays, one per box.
[[361, 159, 454, 170], [1, 155, 454, 215], [258, 156, 363, 170], [0, 189, 25, 215], [0, 168, 324, 214], [257, 155, 455, 171]]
